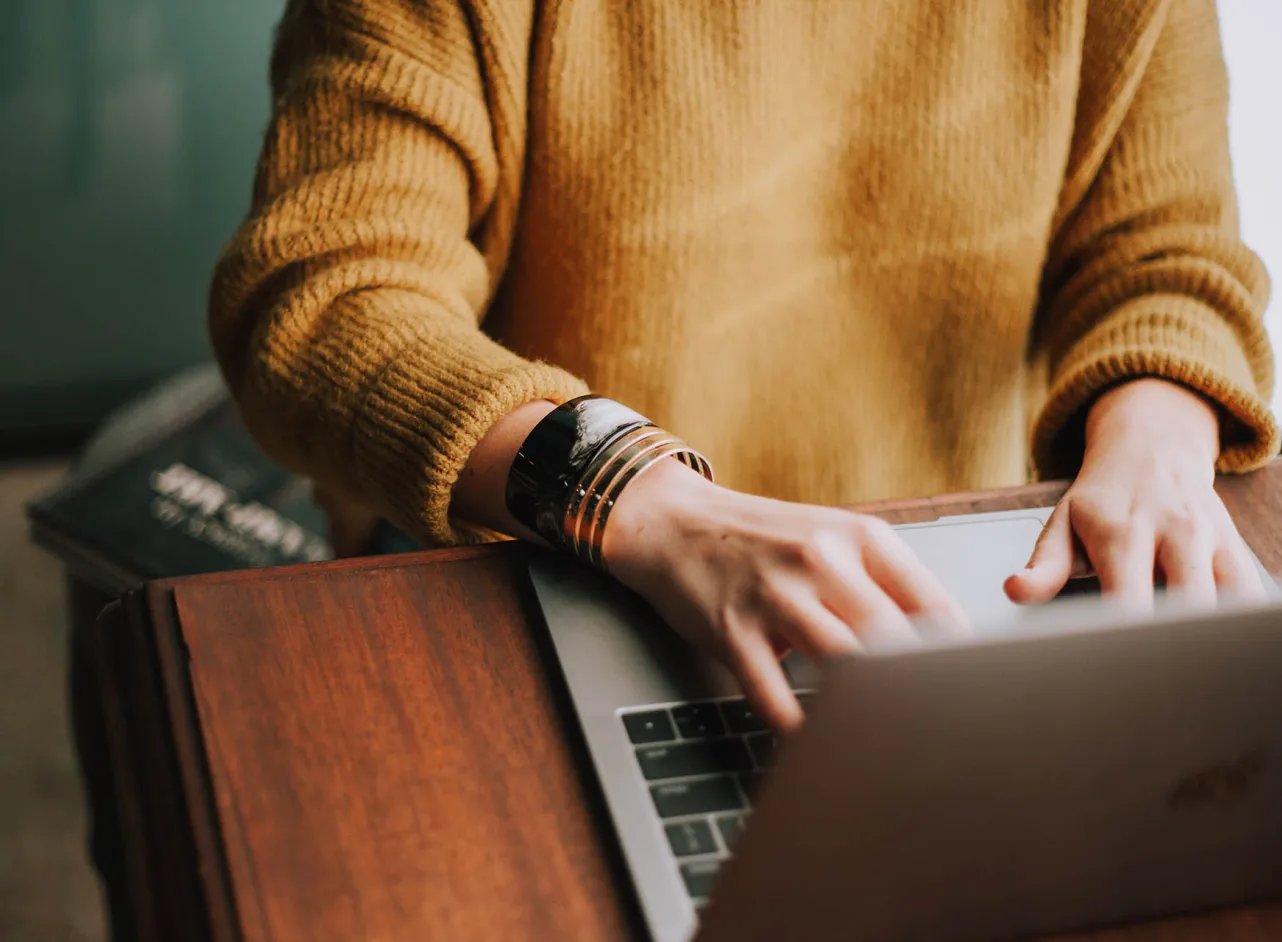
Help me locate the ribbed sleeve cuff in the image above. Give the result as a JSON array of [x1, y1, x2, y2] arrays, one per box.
[[1032, 295, 1279, 479], [349, 314, 589, 547]]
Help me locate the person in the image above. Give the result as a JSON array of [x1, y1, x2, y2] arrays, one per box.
[[209, 0, 1276, 735]]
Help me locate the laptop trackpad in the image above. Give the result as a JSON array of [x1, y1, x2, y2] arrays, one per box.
[[896, 516, 1047, 628], [784, 516, 1047, 688]]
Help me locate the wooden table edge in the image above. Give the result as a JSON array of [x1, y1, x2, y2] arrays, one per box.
[[96, 586, 243, 942], [129, 461, 1282, 598]]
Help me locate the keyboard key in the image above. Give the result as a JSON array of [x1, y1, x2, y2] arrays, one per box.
[[716, 814, 745, 850], [746, 733, 775, 767], [681, 859, 722, 898], [738, 772, 764, 804], [652, 777, 745, 818], [720, 698, 766, 733], [623, 710, 677, 744], [637, 739, 753, 781], [671, 702, 725, 738], [665, 820, 718, 857], [693, 898, 708, 915]]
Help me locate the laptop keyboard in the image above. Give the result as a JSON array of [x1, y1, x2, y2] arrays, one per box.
[[620, 694, 811, 912]]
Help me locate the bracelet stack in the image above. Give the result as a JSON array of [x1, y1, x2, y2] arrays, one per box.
[[505, 396, 714, 570]]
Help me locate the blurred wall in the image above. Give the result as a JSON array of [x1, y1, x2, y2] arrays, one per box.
[[1220, 0, 1282, 415], [0, 0, 284, 445]]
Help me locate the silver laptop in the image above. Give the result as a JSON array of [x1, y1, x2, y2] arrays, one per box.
[[527, 507, 1282, 941]]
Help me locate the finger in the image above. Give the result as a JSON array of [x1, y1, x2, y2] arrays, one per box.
[[817, 562, 915, 640], [1157, 529, 1216, 607], [860, 525, 971, 632], [822, 573, 926, 655], [1089, 525, 1156, 609], [1005, 503, 1075, 604], [1212, 532, 1269, 602], [770, 594, 862, 662], [1206, 502, 1268, 602], [726, 629, 804, 734]]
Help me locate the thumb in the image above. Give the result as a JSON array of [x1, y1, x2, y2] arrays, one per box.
[[1005, 504, 1075, 604]]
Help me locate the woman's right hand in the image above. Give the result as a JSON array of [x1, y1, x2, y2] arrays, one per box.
[[602, 459, 969, 733]]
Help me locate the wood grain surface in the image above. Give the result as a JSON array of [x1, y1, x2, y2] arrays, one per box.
[[97, 463, 1282, 942]]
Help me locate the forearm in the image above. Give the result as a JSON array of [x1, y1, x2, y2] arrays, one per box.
[[451, 400, 558, 542], [451, 399, 710, 548]]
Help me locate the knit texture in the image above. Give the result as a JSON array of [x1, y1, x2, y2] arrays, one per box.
[[210, 0, 1277, 547]]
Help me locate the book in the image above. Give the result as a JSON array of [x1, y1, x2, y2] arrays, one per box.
[[26, 365, 335, 596]]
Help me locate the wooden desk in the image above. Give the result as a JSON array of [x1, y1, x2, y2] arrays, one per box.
[[96, 467, 1282, 942]]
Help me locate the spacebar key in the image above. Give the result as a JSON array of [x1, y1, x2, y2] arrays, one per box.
[[651, 777, 744, 818]]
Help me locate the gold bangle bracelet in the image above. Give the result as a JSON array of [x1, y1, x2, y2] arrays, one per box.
[[577, 436, 685, 565], [567, 431, 681, 561], [574, 438, 712, 570], [557, 415, 713, 569], [563, 426, 672, 558], [585, 441, 695, 570]]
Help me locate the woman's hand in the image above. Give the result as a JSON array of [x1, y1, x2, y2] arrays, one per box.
[[602, 460, 969, 733], [1006, 378, 1265, 608]]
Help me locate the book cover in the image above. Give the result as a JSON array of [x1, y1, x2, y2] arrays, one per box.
[[26, 366, 334, 595]]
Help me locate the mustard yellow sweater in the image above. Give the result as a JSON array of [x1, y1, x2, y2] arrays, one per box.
[[210, 0, 1277, 547]]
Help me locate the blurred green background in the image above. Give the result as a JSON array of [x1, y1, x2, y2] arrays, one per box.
[[0, 0, 284, 450]]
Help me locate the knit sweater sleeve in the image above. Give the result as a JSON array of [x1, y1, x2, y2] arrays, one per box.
[[207, 0, 587, 547], [1031, 0, 1278, 478]]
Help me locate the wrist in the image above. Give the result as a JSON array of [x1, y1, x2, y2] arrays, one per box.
[[1085, 377, 1219, 463], [600, 456, 719, 576], [454, 399, 558, 542], [502, 395, 715, 567]]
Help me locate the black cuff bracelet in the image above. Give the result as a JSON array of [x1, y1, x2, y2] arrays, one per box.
[[505, 396, 652, 547]]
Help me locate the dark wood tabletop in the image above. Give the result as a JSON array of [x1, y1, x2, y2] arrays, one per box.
[[96, 464, 1282, 942]]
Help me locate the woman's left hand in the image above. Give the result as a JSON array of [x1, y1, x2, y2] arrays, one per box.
[[1006, 377, 1267, 608]]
